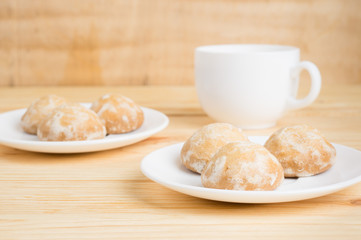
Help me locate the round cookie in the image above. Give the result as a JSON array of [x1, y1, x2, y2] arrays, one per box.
[[21, 95, 67, 134], [91, 94, 144, 134], [201, 141, 284, 191], [264, 124, 336, 177], [37, 104, 106, 141], [180, 123, 248, 174]]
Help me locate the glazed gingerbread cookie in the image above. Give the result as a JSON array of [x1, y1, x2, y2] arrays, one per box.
[[21, 95, 67, 134], [264, 124, 336, 177], [180, 123, 248, 174], [37, 104, 106, 141], [91, 93, 144, 134], [202, 141, 284, 191]]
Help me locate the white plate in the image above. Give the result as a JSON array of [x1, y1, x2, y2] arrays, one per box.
[[0, 105, 169, 153], [141, 136, 361, 203]]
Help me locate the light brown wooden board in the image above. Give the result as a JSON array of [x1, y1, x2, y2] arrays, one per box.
[[0, 85, 360, 239], [0, 0, 360, 86]]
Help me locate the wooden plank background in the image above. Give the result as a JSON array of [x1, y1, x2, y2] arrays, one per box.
[[0, 0, 360, 86]]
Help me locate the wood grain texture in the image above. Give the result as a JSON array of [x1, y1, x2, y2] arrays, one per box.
[[0, 0, 360, 86], [0, 84, 361, 239]]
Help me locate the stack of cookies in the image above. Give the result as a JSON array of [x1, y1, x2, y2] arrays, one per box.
[[180, 123, 336, 191], [20, 94, 144, 141]]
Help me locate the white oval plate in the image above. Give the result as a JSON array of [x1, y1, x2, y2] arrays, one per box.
[[0, 106, 169, 153], [141, 136, 361, 203]]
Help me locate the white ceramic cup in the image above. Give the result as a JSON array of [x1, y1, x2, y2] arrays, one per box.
[[195, 44, 321, 129]]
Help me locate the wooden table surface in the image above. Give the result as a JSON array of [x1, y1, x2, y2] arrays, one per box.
[[0, 84, 361, 239]]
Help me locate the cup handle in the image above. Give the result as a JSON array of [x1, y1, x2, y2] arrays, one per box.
[[286, 61, 322, 110]]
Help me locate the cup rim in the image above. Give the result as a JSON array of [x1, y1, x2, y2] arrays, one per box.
[[195, 44, 299, 54]]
